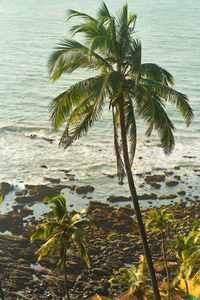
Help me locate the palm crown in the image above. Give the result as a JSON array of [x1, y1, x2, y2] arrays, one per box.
[[30, 195, 93, 298], [48, 2, 193, 183]]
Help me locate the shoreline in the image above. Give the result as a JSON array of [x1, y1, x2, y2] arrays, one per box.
[[0, 167, 200, 299]]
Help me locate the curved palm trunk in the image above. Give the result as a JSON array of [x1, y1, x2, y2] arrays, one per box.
[[63, 251, 70, 300], [118, 100, 161, 300], [161, 229, 170, 300]]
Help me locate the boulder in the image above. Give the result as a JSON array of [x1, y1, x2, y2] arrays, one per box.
[[15, 185, 63, 203], [165, 180, 179, 186], [76, 185, 94, 194], [107, 195, 131, 203], [43, 177, 60, 184], [144, 175, 165, 182], [177, 189, 186, 195], [159, 194, 177, 200], [147, 182, 161, 189], [138, 193, 157, 200], [0, 182, 12, 195]]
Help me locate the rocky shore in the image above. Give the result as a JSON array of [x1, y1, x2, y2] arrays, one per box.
[[0, 167, 200, 299]]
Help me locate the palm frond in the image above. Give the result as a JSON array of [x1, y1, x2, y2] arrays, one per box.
[[46, 195, 67, 221], [36, 236, 57, 261], [141, 63, 174, 86]]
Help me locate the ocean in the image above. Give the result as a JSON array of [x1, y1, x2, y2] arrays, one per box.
[[0, 0, 200, 215]]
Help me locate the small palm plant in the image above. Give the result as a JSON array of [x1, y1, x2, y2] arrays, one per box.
[[167, 234, 191, 295], [109, 255, 154, 300], [146, 209, 176, 300], [179, 221, 200, 288], [30, 195, 94, 300]]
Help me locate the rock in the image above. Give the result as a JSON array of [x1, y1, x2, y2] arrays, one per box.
[[43, 177, 60, 184], [118, 206, 134, 216], [177, 190, 186, 195], [0, 182, 12, 195], [159, 194, 177, 200], [15, 189, 28, 196], [107, 195, 131, 203], [19, 207, 34, 218], [76, 185, 95, 194], [174, 175, 181, 180], [103, 173, 114, 178], [174, 166, 180, 170], [138, 193, 157, 200], [0, 214, 11, 232], [165, 180, 179, 186], [144, 175, 165, 182], [15, 185, 63, 203], [92, 268, 109, 277], [147, 182, 161, 189], [87, 201, 115, 214], [164, 171, 173, 176], [65, 184, 77, 191], [39, 165, 48, 168]]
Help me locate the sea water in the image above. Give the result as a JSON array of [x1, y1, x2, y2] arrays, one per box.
[[0, 0, 200, 213]]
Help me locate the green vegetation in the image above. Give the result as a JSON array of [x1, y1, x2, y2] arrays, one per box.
[[30, 195, 93, 300], [109, 255, 155, 300], [146, 209, 176, 299], [47, 2, 193, 299]]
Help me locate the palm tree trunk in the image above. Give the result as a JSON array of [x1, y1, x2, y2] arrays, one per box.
[[184, 278, 189, 296], [63, 251, 70, 300], [118, 100, 161, 300], [161, 229, 170, 300], [0, 280, 4, 300]]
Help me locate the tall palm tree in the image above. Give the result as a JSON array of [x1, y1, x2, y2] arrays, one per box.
[[47, 3, 193, 299], [146, 209, 176, 300], [30, 195, 93, 300], [109, 255, 154, 300]]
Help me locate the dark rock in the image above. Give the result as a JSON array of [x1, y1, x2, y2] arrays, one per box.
[[107, 195, 131, 203], [159, 194, 177, 200], [15, 185, 63, 203], [44, 177, 60, 184], [164, 171, 174, 176], [0, 182, 12, 195], [40, 164, 48, 168], [138, 193, 157, 200], [147, 182, 161, 189], [76, 185, 95, 194], [174, 175, 181, 180], [15, 189, 28, 196], [65, 184, 77, 191], [165, 180, 179, 187], [144, 175, 165, 182], [177, 190, 186, 195], [92, 268, 109, 277]]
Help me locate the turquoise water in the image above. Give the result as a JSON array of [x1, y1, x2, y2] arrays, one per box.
[[0, 0, 200, 212]]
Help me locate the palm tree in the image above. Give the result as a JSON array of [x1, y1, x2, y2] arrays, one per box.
[[109, 255, 154, 300], [30, 195, 93, 300], [146, 209, 176, 300], [47, 3, 193, 299]]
